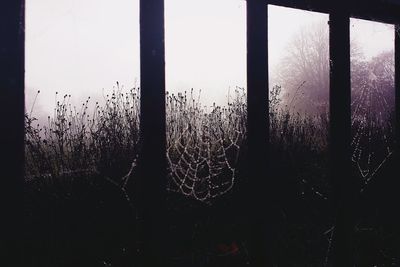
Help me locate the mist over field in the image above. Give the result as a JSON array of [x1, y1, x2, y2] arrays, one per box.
[[25, 0, 395, 200], [26, 2, 393, 127], [22, 2, 399, 266]]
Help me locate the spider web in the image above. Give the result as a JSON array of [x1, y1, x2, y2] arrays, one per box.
[[351, 68, 395, 190], [166, 89, 246, 202]]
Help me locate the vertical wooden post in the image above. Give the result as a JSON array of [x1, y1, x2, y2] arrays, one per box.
[[394, 23, 400, 215], [138, 0, 167, 266], [395, 24, 400, 166], [246, 0, 271, 265], [0, 1, 25, 266], [328, 8, 356, 267]]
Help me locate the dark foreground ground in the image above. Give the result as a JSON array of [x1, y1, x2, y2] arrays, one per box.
[[22, 158, 399, 267]]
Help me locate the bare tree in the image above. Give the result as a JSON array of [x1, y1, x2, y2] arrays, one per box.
[[271, 21, 370, 114], [272, 21, 329, 114]]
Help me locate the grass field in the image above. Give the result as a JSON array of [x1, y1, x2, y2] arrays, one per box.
[[24, 84, 398, 266]]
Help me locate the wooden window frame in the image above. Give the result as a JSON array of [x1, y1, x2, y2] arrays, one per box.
[[1, 0, 399, 266]]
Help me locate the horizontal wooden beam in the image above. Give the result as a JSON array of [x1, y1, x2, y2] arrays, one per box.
[[265, 0, 400, 24]]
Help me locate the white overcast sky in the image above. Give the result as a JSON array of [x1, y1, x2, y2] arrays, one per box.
[[25, 1, 394, 120]]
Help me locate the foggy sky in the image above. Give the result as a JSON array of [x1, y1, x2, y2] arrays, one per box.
[[25, 1, 394, 123]]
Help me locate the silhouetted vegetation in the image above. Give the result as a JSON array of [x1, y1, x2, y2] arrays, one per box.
[[24, 82, 397, 266]]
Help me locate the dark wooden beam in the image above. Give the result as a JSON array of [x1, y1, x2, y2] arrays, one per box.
[[328, 7, 357, 267], [0, 1, 25, 266], [395, 24, 400, 206], [267, 0, 332, 15], [137, 0, 167, 266], [267, 0, 400, 25], [396, 25, 400, 162], [246, 0, 272, 266]]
